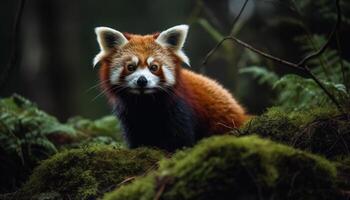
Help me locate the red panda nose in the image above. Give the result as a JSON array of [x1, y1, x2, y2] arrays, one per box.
[[137, 76, 148, 88]]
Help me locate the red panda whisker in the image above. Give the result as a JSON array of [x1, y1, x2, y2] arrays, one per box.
[[162, 86, 177, 96], [156, 86, 178, 104], [156, 86, 173, 97], [113, 85, 129, 94], [91, 85, 117, 102], [85, 79, 111, 93], [91, 89, 109, 101]]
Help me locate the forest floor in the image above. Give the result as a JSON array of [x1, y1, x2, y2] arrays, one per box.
[[0, 94, 349, 200]]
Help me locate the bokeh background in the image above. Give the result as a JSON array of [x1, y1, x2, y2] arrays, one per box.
[[1, 0, 349, 121]]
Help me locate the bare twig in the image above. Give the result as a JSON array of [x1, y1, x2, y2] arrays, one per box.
[[202, 0, 344, 112], [230, 0, 249, 33], [116, 176, 137, 187], [297, 0, 341, 66], [202, 0, 249, 65], [0, 0, 26, 89], [204, 36, 307, 71], [154, 176, 172, 200]]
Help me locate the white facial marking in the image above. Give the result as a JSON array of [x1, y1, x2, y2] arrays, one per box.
[[131, 56, 139, 65], [125, 68, 159, 89], [110, 66, 123, 85], [162, 65, 175, 86], [146, 57, 154, 66]]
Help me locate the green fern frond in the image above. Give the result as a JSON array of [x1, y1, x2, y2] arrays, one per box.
[[239, 66, 279, 86], [273, 74, 349, 111]]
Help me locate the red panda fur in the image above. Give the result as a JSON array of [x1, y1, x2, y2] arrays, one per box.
[[97, 32, 248, 150]]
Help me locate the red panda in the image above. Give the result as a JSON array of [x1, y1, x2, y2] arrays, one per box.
[[94, 25, 248, 151]]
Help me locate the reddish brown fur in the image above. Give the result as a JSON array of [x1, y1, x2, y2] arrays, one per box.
[[99, 33, 247, 135]]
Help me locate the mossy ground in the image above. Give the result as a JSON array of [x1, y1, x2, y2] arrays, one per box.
[[0, 95, 124, 193], [104, 135, 340, 200], [13, 146, 164, 200], [1, 96, 349, 199], [241, 106, 350, 159]]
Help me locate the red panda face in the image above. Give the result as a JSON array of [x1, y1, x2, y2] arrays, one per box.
[[94, 25, 189, 95], [108, 38, 177, 94]]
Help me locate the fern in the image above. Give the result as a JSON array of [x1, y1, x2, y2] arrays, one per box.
[[294, 34, 350, 84], [0, 94, 123, 193], [239, 66, 279, 86], [273, 74, 349, 111], [290, 0, 350, 24], [0, 95, 68, 192], [240, 0, 350, 111]]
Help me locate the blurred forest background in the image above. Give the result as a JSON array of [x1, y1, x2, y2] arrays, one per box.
[[1, 0, 349, 121]]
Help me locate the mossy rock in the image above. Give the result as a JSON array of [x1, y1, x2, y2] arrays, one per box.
[[104, 135, 340, 200], [0, 94, 73, 193], [241, 107, 350, 158], [14, 146, 164, 200], [0, 94, 124, 193]]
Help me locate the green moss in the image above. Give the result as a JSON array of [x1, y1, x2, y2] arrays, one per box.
[[105, 175, 157, 200], [104, 135, 339, 200], [0, 94, 75, 193], [0, 94, 124, 192], [334, 157, 350, 193], [241, 106, 349, 158], [14, 146, 164, 200]]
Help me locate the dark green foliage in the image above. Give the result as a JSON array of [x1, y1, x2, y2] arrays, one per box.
[[240, 0, 350, 112], [0, 94, 123, 193], [335, 157, 350, 194], [67, 115, 122, 142], [64, 116, 124, 148], [239, 66, 279, 85], [0, 94, 75, 192], [240, 67, 350, 111], [274, 74, 349, 111], [15, 146, 164, 200], [241, 107, 350, 159], [104, 135, 339, 200], [292, 0, 350, 25]]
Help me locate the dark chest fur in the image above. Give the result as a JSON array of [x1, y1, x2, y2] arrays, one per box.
[[114, 93, 197, 151]]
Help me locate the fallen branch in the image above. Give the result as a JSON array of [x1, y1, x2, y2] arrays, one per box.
[[202, 0, 344, 112]]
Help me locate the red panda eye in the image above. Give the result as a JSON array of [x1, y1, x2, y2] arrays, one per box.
[[149, 64, 158, 72], [127, 64, 136, 72]]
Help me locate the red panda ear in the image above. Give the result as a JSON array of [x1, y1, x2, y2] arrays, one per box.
[[93, 27, 128, 67], [156, 25, 190, 66]]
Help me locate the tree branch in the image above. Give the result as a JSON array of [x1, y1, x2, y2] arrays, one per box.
[[202, 0, 250, 65], [203, 36, 307, 72], [230, 0, 249, 33], [297, 0, 341, 66], [202, 0, 344, 112]]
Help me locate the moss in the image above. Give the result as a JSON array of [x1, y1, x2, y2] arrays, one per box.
[[0, 94, 74, 193], [334, 157, 350, 194], [104, 135, 339, 200], [15, 145, 164, 200], [0, 94, 124, 192], [241, 106, 349, 158], [105, 175, 157, 200]]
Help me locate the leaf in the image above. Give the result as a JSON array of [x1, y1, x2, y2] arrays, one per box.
[[239, 66, 279, 86]]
